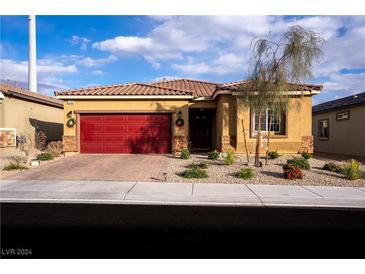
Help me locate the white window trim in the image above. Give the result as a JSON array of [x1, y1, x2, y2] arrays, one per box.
[[252, 108, 282, 133], [318, 119, 329, 140]]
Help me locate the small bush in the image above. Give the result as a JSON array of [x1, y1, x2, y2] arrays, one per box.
[[36, 152, 54, 161], [287, 157, 310, 170], [187, 162, 208, 169], [268, 150, 281, 159], [301, 152, 313, 159], [47, 141, 63, 157], [283, 164, 303, 180], [178, 168, 208, 179], [323, 162, 343, 173], [3, 161, 28, 171], [233, 168, 254, 180], [342, 159, 362, 180], [208, 150, 220, 160], [180, 148, 191, 159], [224, 150, 235, 165]]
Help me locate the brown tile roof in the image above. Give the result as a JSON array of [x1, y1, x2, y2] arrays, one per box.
[[55, 78, 322, 99], [0, 83, 63, 108], [217, 80, 323, 92], [150, 79, 221, 97], [55, 83, 193, 97]]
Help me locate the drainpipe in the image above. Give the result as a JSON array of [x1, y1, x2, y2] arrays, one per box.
[[28, 15, 37, 92]]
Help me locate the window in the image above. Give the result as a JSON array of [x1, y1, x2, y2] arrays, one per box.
[[336, 111, 350, 121], [252, 108, 286, 135], [318, 119, 329, 140]]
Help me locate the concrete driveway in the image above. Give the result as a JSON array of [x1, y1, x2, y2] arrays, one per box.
[[3, 154, 169, 181]]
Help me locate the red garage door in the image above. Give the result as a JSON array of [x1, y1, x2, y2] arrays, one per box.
[[80, 113, 172, 153]]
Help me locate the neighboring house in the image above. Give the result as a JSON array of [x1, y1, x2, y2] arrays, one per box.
[[55, 79, 322, 155], [0, 84, 63, 156], [312, 92, 365, 157]]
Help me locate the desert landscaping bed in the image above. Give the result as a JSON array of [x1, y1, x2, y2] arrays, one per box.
[[166, 154, 365, 187]]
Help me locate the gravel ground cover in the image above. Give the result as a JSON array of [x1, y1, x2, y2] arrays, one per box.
[[0, 153, 65, 179], [166, 154, 365, 187]]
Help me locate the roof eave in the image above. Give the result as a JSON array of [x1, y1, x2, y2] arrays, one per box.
[[2, 90, 63, 108], [313, 101, 365, 114], [56, 95, 194, 100]]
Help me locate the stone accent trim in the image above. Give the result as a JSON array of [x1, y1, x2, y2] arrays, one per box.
[[63, 135, 77, 152], [0, 128, 16, 148], [298, 135, 313, 154], [219, 135, 234, 152], [173, 136, 188, 153]]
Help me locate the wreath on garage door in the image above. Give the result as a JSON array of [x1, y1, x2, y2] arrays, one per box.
[[175, 117, 184, 127]]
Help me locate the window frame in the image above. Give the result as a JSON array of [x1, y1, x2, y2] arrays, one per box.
[[336, 110, 350, 121], [251, 107, 287, 137], [318, 118, 329, 141]]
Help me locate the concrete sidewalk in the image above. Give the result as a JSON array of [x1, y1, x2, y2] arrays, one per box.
[[1, 180, 365, 208]]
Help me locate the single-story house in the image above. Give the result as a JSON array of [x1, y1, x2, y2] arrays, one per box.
[[0, 83, 63, 156], [55, 79, 322, 155], [312, 91, 365, 157]]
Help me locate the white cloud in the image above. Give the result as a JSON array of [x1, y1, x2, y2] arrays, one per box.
[[92, 35, 184, 64], [0, 58, 78, 94], [152, 75, 180, 82], [91, 15, 348, 75], [0, 58, 77, 81], [67, 35, 91, 50], [172, 63, 211, 75], [77, 55, 118, 67], [322, 72, 365, 92], [91, 70, 103, 75], [172, 52, 246, 75]]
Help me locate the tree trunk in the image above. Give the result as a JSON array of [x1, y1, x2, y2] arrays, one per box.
[[241, 119, 250, 164], [255, 111, 262, 167], [265, 116, 272, 165]]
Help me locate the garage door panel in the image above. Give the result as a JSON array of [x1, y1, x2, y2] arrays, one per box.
[[80, 113, 171, 153]]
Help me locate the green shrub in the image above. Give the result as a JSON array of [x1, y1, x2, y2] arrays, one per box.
[[178, 168, 208, 179], [180, 148, 191, 160], [301, 152, 313, 159], [233, 168, 254, 180], [3, 162, 28, 171], [268, 150, 281, 159], [36, 152, 54, 161], [224, 150, 235, 165], [323, 162, 343, 173], [208, 150, 220, 160], [287, 156, 310, 170], [342, 159, 362, 180], [187, 162, 208, 169]]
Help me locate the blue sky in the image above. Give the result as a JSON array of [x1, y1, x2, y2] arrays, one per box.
[[1, 15, 365, 105]]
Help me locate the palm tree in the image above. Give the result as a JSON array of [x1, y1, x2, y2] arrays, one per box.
[[239, 25, 324, 167]]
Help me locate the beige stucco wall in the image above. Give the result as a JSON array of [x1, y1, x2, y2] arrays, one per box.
[[235, 95, 313, 154], [0, 96, 63, 141], [312, 105, 365, 157], [61, 94, 314, 154], [63, 99, 190, 152], [215, 95, 237, 151]]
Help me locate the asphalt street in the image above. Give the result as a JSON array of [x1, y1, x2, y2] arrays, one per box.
[[1, 202, 365, 258]]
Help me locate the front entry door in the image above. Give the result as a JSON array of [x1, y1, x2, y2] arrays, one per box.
[[189, 109, 214, 150]]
